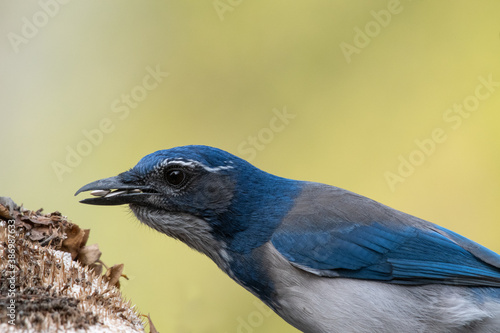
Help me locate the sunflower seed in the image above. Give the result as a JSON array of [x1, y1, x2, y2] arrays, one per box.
[[104, 190, 127, 198], [90, 190, 111, 197]]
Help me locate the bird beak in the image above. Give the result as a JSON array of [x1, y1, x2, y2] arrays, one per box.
[[75, 175, 155, 206]]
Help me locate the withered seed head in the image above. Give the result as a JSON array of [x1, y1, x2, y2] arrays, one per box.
[[0, 198, 144, 332]]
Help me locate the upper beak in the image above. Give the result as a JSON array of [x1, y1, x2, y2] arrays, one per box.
[[75, 175, 154, 206]]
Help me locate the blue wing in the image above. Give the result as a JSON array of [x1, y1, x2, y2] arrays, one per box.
[[271, 184, 500, 286]]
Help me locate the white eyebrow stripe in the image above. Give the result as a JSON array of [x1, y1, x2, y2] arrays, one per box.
[[201, 164, 234, 172], [165, 160, 198, 168], [161, 159, 234, 172]]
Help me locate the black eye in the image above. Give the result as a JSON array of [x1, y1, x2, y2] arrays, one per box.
[[164, 169, 187, 187]]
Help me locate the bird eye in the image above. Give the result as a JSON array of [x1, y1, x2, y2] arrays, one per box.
[[164, 169, 187, 187]]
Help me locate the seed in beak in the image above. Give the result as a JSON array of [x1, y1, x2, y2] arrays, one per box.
[[90, 190, 111, 197], [104, 190, 128, 198]]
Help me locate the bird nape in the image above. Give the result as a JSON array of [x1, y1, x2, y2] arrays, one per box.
[[76, 145, 500, 333]]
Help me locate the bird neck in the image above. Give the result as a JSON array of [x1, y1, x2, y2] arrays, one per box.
[[215, 170, 303, 255]]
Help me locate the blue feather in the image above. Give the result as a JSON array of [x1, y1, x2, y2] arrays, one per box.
[[272, 221, 500, 285]]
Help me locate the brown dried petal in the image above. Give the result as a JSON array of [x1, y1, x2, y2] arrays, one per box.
[[29, 227, 51, 241], [31, 216, 53, 225], [81, 229, 90, 248], [77, 244, 102, 265], [88, 263, 103, 276], [61, 224, 86, 259], [16, 214, 32, 230], [0, 204, 11, 220], [104, 264, 124, 288], [50, 215, 62, 223]]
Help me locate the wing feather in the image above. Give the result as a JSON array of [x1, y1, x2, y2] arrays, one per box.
[[271, 183, 500, 286]]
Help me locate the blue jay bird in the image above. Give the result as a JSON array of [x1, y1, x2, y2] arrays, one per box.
[[76, 145, 500, 332]]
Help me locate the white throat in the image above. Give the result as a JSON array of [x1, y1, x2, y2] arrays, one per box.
[[130, 205, 231, 271]]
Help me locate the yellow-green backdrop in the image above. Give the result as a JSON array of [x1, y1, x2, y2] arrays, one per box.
[[2, 1, 500, 332]]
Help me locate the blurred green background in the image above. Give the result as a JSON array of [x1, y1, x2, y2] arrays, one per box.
[[1, 1, 500, 332]]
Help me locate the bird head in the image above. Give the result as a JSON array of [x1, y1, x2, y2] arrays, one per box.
[[75, 145, 300, 272]]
